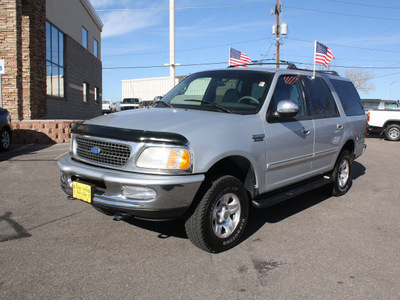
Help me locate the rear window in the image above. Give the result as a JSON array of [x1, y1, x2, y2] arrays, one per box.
[[123, 98, 139, 104], [330, 79, 364, 116]]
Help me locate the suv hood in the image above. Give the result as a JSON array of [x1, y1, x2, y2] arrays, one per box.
[[85, 108, 260, 140]]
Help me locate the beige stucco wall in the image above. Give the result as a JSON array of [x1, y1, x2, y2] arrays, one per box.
[[46, 0, 102, 59]]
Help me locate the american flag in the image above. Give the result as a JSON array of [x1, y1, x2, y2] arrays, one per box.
[[284, 75, 300, 85], [315, 41, 335, 67], [229, 48, 251, 67]]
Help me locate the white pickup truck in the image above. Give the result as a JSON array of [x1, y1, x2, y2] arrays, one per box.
[[367, 110, 400, 141]]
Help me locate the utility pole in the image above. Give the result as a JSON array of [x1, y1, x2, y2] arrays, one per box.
[[272, 0, 287, 68], [169, 0, 175, 89]]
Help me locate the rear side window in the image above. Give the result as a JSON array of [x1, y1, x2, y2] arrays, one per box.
[[303, 76, 339, 118], [330, 79, 364, 116]]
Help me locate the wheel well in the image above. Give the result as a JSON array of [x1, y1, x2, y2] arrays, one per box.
[[342, 139, 355, 158], [1, 125, 11, 135], [205, 156, 256, 197], [384, 121, 400, 129]]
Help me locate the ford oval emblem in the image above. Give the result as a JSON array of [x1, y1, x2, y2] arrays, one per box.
[[91, 147, 101, 154]]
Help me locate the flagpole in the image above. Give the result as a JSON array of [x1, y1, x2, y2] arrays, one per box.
[[312, 40, 316, 79], [228, 47, 231, 67]]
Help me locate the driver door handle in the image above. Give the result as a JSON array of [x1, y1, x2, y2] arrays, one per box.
[[302, 129, 311, 135]]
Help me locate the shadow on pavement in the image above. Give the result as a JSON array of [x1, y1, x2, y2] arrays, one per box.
[[118, 160, 367, 249], [0, 143, 55, 162]]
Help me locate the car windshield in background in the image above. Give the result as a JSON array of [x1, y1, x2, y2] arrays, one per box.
[[160, 70, 274, 114], [123, 98, 139, 104]]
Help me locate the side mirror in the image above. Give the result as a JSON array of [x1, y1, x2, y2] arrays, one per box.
[[275, 100, 299, 118]]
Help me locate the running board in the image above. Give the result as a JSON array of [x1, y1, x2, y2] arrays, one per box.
[[252, 175, 333, 209]]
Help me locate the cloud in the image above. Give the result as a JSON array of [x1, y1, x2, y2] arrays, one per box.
[[100, 10, 162, 38], [91, 0, 132, 9]]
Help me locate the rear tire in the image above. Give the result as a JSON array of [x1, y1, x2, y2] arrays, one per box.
[[185, 175, 249, 253], [385, 124, 400, 141], [330, 150, 353, 196]]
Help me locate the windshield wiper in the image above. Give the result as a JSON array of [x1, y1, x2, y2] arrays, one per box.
[[154, 101, 174, 108], [183, 100, 231, 113]]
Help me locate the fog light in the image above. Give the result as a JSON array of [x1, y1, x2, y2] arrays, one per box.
[[122, 186, 156, 200], [60, 172, 68, 185]]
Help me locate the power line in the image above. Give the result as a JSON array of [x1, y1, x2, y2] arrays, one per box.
[[327, 0, 400, 10], [103, 38, 267, 57], [103, 60, 400, 71], [286, 37, 400, 54], [103, 62, 228, 70], [284, 5, 400, 21], [96, 4, 273, 12]]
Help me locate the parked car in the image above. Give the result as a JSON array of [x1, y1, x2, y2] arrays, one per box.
[[362, 99, 400, 112], [367, 109, 400, 141], [58, 67, 366, 253], [120, 98, 140, 110], [0, 108, 12, 151], [102, 99, 115, 114]]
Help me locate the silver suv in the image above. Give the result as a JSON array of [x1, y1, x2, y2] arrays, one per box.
[[58, 67, 367, 252]]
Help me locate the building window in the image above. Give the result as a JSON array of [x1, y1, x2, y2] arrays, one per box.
[[46, 21, 65, 97], [82, 27, 88, 49], [94, 39, 98, 58], [94, 87, 99, 104], [83, 82, 89, 102]]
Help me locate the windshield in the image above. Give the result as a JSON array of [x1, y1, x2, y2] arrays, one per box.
[[160, 70, 273, 114], [123, 98, 139, 104]]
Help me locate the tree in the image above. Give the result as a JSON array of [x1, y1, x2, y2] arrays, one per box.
[[343, 68, 375, 94]]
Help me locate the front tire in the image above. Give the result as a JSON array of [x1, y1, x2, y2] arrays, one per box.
[[0, 128, 11, 151], [185, 175, 249, 253], [385, 124, 400, 141]]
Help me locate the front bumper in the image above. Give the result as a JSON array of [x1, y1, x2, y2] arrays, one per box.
[[58, 157, 205, 219]]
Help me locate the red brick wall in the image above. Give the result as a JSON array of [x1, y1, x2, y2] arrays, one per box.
[[11, 120, 83, 143]]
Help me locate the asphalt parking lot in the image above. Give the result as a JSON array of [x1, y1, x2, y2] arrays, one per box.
[[1, 136, 399, 299]]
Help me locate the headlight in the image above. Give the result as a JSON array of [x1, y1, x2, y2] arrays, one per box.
[[136, 146, 191, 170]]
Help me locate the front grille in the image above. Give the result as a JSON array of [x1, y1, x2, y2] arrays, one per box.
[[75, 136, 131, 167]]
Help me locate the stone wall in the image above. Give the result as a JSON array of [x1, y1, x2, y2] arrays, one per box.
[[11, 120, 83, 143], [0, 0, 22, 119], [21, 0, 47, 119]]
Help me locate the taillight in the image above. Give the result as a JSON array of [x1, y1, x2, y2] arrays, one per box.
[[367, 112, 370, 122]]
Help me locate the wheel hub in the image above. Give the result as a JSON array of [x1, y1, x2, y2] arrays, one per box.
[[212, 193, 241, 238], [389, 128, 399, 139], [338, 160, 349, 188]]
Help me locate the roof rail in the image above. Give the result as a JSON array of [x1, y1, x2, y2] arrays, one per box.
[[227, 61, 339, 76], [227, 61, 297, 69]]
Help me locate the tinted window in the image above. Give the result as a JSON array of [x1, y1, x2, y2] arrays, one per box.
[[267, 75, 307, 122], [304, 77, 339, 118], [330, 79, 364, 116]]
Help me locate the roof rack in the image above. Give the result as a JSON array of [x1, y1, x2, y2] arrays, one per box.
[[228, 61, 297, 69], [227, 61, 339, 76]]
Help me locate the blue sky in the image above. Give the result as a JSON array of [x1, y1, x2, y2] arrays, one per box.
[[91, 0, 400, 102]]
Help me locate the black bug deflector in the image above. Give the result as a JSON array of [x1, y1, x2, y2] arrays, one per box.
[[71, 123, 189, 146]]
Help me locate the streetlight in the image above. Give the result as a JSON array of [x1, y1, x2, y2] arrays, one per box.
[[390, 81, 398, 99]]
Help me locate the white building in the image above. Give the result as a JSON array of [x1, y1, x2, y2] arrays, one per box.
[[121, 76, 185, 102]]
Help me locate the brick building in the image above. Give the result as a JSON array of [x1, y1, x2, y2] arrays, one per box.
[[0, 0, 103, 121]]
